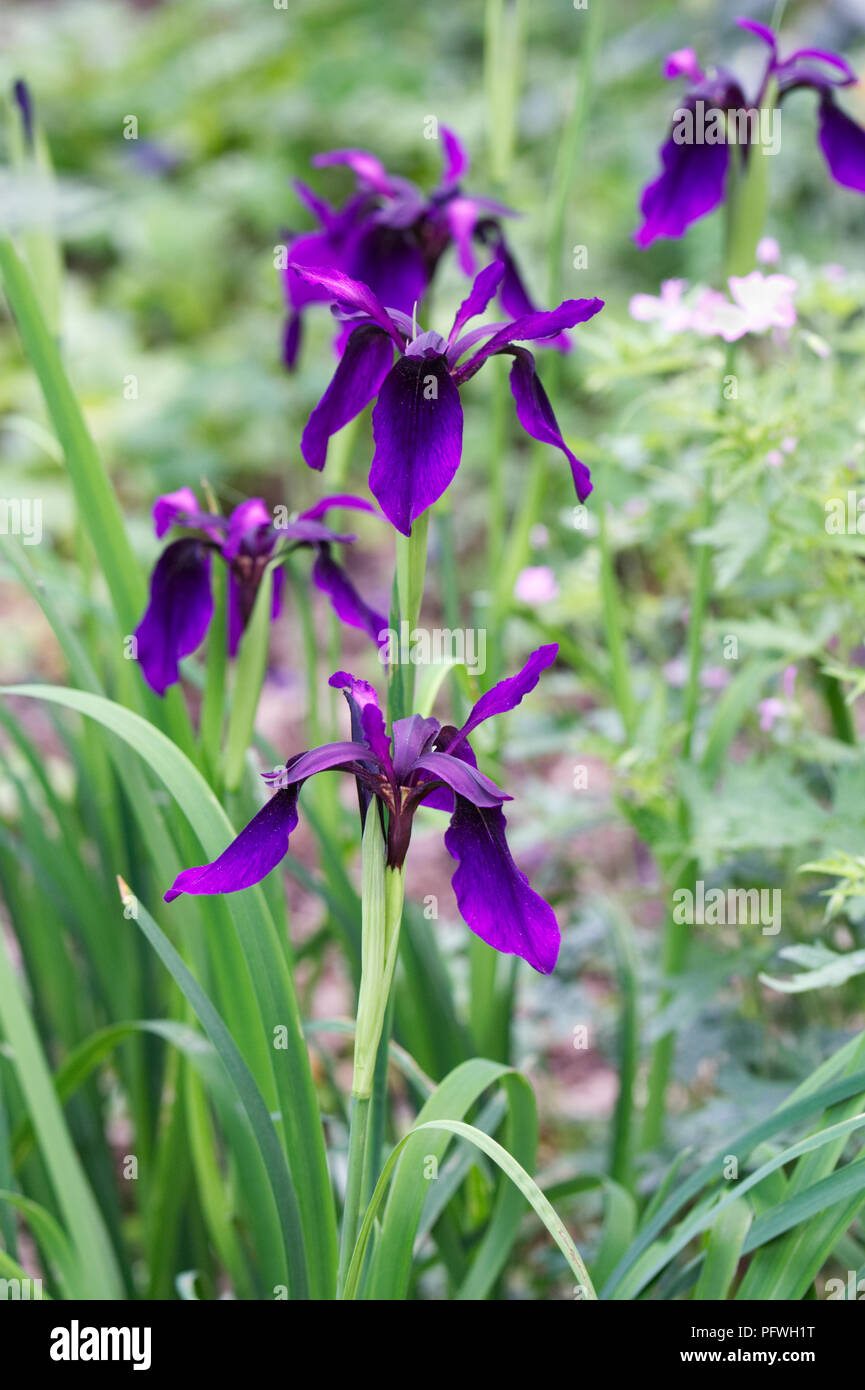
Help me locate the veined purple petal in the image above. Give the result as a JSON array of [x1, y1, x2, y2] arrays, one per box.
[[817, 95, 865, 193], [506, 346, 593, 501], [412, 751, 510, 808], [301, 323, 395, 472], [450, 643, 558, 747], [286, 263, 403, 345], [438, 126, 470, 192], [329, 672, 392, 772], [634, 102, 730, 248], [276, 740, 378, 783], [312, 148, 395, 196], [370, 354, 463, 535], [135, 539, 213, 695], [444, 798, 560, 974], [448, 260, 505, 345], [418, 728, 478, 812], [453, 298, 604, 383], [311, 546, 387, 642], [392, 714, 440, 781], [165, 787, 300, 900]]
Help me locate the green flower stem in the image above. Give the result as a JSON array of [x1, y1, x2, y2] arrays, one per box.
[[223, 563, 274, 793], [338, 811, 405, 1297], [389, 508, 430, 723]]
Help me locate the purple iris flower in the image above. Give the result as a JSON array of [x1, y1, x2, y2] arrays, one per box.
[[636, 17, 865, 248], [164, 643, 562, 975], [282, 127, 561, 367], [288, 259, 603, 536], [134, 488, 386, 695]]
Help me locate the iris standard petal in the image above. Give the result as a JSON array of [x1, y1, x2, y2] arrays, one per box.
[[447, 259, 505, 345], [153, 487, 201, 539], [369, 354, 463, 535], [391, 714, 440, 781], [634, 100, 729, 248], [134, 538, 213, 695], [444, 797, 561, 974], [165, 787, 300, 901], [348, 222, 428, 319], [451, 642, 559, 746], [506, 346, 593, 501], [311, 546, 387, 642], [817, 95, 865, 193], [311, 148, 395, 196], [223, 498, 274, 560], [328, 672, 393, 772], [301, 323, 396, 471], [438, 126, 471, 192]]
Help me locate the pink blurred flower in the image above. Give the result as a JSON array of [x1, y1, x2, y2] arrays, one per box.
[[629, 278, 692, 333], [514, 566, 559, 605], [756, 236, 781, 265], [758, 697, 786, 732]]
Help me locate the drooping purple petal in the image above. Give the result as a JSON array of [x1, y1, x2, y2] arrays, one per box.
[[634, 98, 730, 248], [444, 798, 561, 974], [447, 260, 505, 345], [286, 264, 404, 345], [438, 126, 470, 193], [505, 346, 593, 501], [411, 751, 510, 807], [453, 297, 604, 383], [328, 672, 393, 772], [817, 95, 865, 193], [369, 354, 464, 535], [165, 787, 300, 900], [311, 545, 387, 643], [312, 148, 395, 196], [449, 643, 558, 748], [135, 539, 213, 695], [301, 323, 396, 471]]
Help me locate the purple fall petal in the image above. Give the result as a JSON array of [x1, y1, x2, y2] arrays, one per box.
[[301, 323, 395, 471], [817, 95, 865, 193], [134, 539, 213, 695], [370, 354, 464, 535], [506, 346, 593, 501], [165, 787, 300, 900], [634, 101, 730, 248], [311, 546, 388, 643], [452, 643, 559, 746], [444, 798, 561, 974]]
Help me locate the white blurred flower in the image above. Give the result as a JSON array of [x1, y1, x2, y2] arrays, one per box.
[[629, 278, 691, 333]]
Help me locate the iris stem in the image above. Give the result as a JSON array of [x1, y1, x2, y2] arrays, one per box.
[[336, 1093, 371, 1298]]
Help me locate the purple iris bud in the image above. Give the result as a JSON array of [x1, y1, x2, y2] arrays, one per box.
[[133, 489, 385, 695], [289, 260, 603, 535], [281, 127, 554, 367], [12, 79, 34, 149], [635, 17, 865, 248], [164, 644, 562, 975]]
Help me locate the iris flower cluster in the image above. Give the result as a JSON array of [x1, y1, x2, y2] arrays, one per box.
[[636, 17, 865, 248], [282, 127, 564, 368]]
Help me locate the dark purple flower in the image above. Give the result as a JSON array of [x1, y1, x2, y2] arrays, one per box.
[[134, 488, 385, 695], [636, 18, 865, 248], [289, 260, 603, 535], [281, 128, 558, 367], [164, 644, 561, 974]]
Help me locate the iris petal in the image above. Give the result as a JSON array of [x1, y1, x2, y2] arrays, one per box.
[[301, 323, 395, 471], [444, 797, 561, 974], [506, 346, 593, 501], [370, 354, 463, 535], [134, 539, 213, 695], [817, 95, 865, 193], [165, 787, 300, 900]]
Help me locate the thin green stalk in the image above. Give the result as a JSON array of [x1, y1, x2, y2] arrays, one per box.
[[337, 1094, 371, 1297]]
